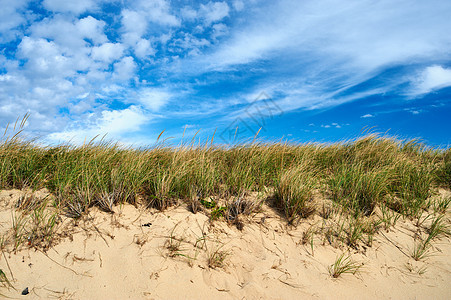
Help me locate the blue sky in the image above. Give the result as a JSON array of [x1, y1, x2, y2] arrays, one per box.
[[1, 0, 450, 147]]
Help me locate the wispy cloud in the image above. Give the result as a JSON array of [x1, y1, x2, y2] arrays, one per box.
[[136, 88, 172, 112], [169, 0, 451, 123]]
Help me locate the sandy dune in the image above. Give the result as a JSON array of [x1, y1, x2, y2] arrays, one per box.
[[0, 189, 450, 299]]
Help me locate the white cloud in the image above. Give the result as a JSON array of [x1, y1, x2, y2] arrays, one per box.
[[98, 106, 148, 134], [91, 43, 125, 63], [405, 108, 423, 115], [179, 2, 230, 25], [121, 9, 148, 45], [193, 22, 287, 69], [76, 92, 90, 99], [134, 39, 156, 58], [319, 123, 341, 129], [200, 2, 230, 25], [121, 0, 179, 44], [159, 32, 173, 45], [212, 23, 228, 39], [0, 74, 13, 82], [138, 88, 171, 111], [0, 68, 77, 133], [48, 105, 150, 144], [113, 56, 137, 81], [42, 0, 98, 15], [136, 0, 180, 27], [2, 7, 141, 138], [220, 81, 390, 124], [0, 0, 28, 42], [18, 37, 73, 77], [361, 114, 374, 118], [120, 1, 179, 48], [410, 65, 451, 96], [232, 0, 244, 11], [29, 15, 107, 52], [76, 16, 108, 44], [181, 6, 198, 21]]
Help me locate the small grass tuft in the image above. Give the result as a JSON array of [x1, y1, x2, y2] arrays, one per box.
[[207, 246, 229, 269], [433, 195, 451, 214], [165, 223, 185, 258], [411, 215, 449, 261], [328, 253, 362, 278], [411, 240, 431, 261]]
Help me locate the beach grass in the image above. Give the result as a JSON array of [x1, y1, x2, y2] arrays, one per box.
[[1, 117, 450, 255]]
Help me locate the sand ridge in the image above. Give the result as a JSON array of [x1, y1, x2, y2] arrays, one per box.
[[0, 188, 450, 299]]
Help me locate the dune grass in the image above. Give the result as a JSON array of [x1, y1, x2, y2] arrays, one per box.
[[1, 117, 450, 253], [0, 132, 446, 218]]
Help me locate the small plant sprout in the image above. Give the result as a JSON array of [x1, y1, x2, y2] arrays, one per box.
[[165, 223, 185, 258]]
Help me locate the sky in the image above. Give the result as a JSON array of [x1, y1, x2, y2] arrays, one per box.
[[0, 0, 450, 147]]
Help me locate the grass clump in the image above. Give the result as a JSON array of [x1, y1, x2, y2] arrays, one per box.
[[329, 163, 389, 216], [328, 253, 362, 278], [165, 224, 186, 258], [6, 201, 60, 251], [411, 214, 450, 261], [275, 162, 318, 224], [206, 243, 229, 269], [379, 204, 401, 231], [427, 215, 450, 239], [388, 160, 433, 216], [433, 195, 451, 214], [435, 149, 451, 188]]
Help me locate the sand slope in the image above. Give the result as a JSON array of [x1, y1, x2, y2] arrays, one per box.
[[0, 189, 450, 299]]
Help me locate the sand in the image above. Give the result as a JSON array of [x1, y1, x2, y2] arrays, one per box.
[[0, 188, 450, 299]]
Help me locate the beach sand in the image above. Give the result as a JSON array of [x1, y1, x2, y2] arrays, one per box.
[[1, 188, 450, 299]]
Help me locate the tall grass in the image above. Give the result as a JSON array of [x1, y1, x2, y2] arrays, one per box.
[[435, 149, 451, 188], [388, 159, 433, 216], [328, 163, 389, 216], [0, 118, 449, 229], [275, 161, 318, 223]]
